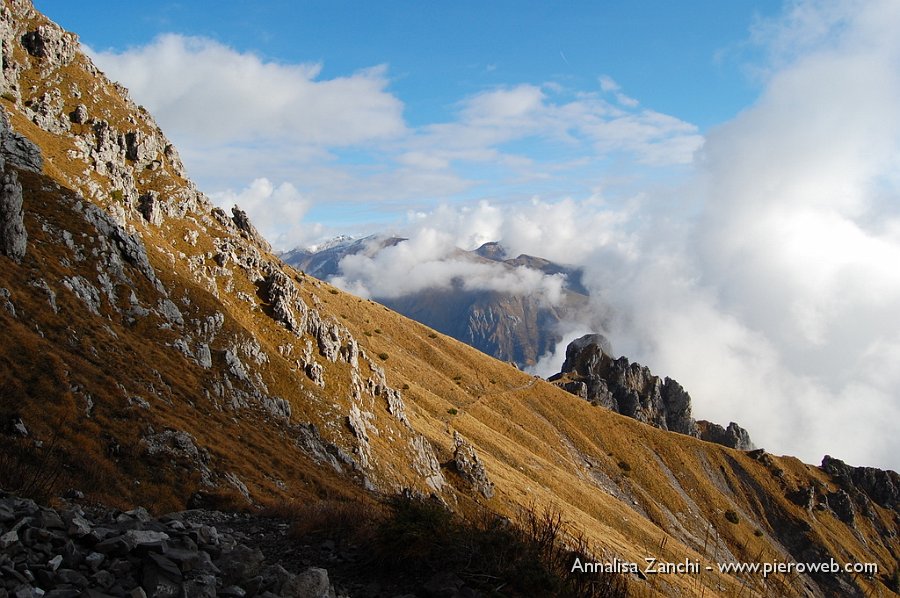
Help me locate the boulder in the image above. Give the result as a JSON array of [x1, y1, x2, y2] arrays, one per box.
[[452, 432, 494, 499], [0, 169, 26, 261]]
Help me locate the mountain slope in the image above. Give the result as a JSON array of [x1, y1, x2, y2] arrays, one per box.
[[0, 3, 897, 597]]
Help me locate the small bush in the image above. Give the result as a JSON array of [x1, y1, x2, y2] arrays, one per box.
[[110, 189, 124, 202], [374, 328, 382, 334], [365, 496, 628, 597], [0, 434, 67, 503], [447, 408, 458, 415], [288, 500, 381, 548], [329, 289, 339, 295], [617, 460, 631, 473], [378, 352, 389, 361], [886, 567, 900, 593], [428, 332, 438, 339], [724, 509, 740, 524], [754, 529, 764, 537], [401, 383, 410, 390]]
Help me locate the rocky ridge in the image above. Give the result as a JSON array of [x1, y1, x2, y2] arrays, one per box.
[[0, 0, 446, 504], [550, 334, 755, 450]]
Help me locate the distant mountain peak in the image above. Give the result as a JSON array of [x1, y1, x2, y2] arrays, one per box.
[[473, 241, 507, 261], [305, 234, 356, 253]]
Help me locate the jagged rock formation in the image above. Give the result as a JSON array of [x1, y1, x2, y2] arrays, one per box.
[[821, 455, 900, 511], [696, 420, 754, 451], [0, 109, 33, 262], [0, 168, 24, 260], [550, 334, 755, 449], [451, 432, 494, 499]]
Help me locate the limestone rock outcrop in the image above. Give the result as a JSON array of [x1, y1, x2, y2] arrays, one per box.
[[550, 334, 755, 450], [452, 432, 494, 499], [550, 334, 699, 435], [0, 168, 25, 261], [821, 455, 900, 511], [696, 420, 754, 451]]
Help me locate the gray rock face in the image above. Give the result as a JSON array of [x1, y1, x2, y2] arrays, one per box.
[[826, 489, 855, 524], [69, 103, 88, 124], [696, 421, 755, 451], [124, 129, 163, 166], [138, 190, 163, 226], [550, 334, 755, 450], [564, 333, 613, 360], [231, 206, 271, 253], [452, 432, 494, 499], [141, 428, 214, 487], [0, 287, 14, 316], [1, 107, 43, 172], [409, 434, 446, 493], [79, 201, 161, 291], [263, 270, 307, 334], [20, 24, 76, 65], [282, 567, 336, 598], [550, 334, 699, 435], [821, 455, 900, 511], [0, 169, 26, 261], [62, 275, 101, 314], [25, 88, 69, 134]]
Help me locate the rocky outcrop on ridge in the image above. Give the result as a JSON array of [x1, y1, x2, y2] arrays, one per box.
[[0, 108, 36, 262], [821, 455, 900, 511], [550, 334, 755, 450], [695, 420, 754, 451]]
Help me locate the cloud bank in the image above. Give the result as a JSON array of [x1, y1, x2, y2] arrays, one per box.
[[329, 0, 900, 470], [89, 2, 900, 470], [330, 229, 567, 305]]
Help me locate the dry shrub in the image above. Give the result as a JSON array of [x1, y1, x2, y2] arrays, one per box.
[[276, 493, 628, 597], [0, 434, 67, 502], [285, 499, 384, 548]]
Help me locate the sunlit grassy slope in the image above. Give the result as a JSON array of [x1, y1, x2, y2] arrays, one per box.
[[0, 2, 897, 596]]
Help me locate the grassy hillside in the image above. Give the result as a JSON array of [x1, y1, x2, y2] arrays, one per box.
[[0, 2, 897, 596]]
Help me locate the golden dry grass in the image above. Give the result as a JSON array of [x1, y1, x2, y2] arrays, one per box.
[[0, 4, 897, 595]]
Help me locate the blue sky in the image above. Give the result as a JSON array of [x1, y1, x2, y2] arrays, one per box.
[[31, 1, 900, 470], [35, 1, 785, 242], [39, 1, 779, 129]]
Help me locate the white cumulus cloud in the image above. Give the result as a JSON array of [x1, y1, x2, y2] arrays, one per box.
[[90, 34, 406, 145]]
